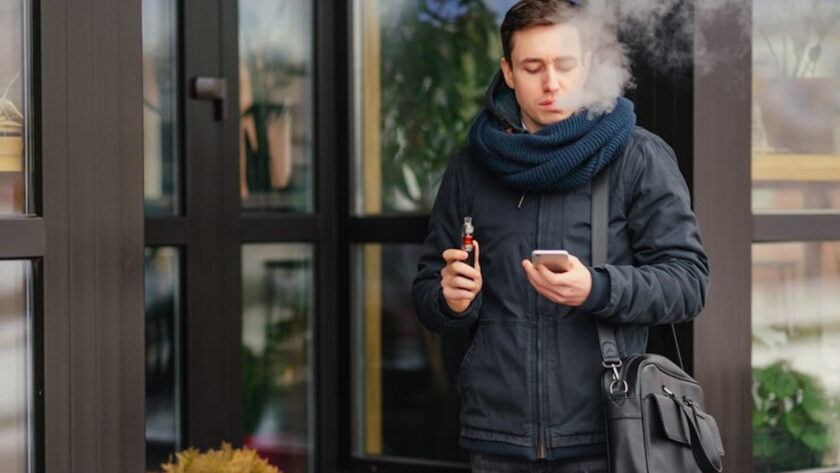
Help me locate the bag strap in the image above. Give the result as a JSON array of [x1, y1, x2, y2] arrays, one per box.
[[591, 170, 621, 366], [590, 168, 684, 371], [677, 398, 724, 472]]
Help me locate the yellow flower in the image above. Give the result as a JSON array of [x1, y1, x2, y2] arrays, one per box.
[[156, 442, 282, 473]]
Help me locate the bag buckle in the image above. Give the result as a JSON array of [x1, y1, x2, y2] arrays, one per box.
[[604, 361, 628, 395]]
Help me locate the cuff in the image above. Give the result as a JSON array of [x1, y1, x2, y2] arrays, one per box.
[[580, 266, 610, 313], [438, 289, 482, 319]]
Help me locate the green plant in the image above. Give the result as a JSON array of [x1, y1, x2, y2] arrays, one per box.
[[154, 442, 282, 473], [752, 360, 840, 472], [0, 72, 23, 131], [379, 0, 500, 212]]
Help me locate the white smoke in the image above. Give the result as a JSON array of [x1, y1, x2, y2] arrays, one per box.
[[552, 0, 750, 115]]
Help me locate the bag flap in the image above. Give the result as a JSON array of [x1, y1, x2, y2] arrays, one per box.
[[694, 406, 725, 457], [652, 392, 725, 472], [651, 393, 691, 445]]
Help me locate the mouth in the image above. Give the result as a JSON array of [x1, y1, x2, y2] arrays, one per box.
[[539, 99, 555, 107]]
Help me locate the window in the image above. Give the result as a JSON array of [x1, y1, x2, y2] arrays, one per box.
[[752, 2, 840, 471], [239, 0, 314, 212], [242, 244, 314, 473], [142, 0, 180, 216], [0, 0, 33, 215], [350, 0, 516, 465], [752, 1, 840, 212], [0, 260, 34, 473], [144, 247, 183, 471]]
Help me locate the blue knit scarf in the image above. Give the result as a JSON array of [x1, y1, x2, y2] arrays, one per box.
[[468, 78, 636, 193]]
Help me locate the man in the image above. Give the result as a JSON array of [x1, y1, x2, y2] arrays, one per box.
[[411, 1, 709, 472]]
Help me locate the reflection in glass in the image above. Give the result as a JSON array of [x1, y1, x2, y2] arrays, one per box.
[[752, 241, 840, 471], [145, 247, 182, 471], [351, 244, 469, 463], [352, 0, 515, 215], [0, 260, 33, 473], [0, 0, 31, 215], [239, 1, 314, 212], [242, 244, 314, 472], [752, 1, 840, 211], [142, 0, 180, 216]]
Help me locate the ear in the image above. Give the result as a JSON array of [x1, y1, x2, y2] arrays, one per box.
[[500, 57, 515, 89]]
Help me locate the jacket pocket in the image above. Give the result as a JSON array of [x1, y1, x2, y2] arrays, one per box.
[[544, 317, 605, 439], [458, 325, 483, 390], [460, 321, 533, 437]]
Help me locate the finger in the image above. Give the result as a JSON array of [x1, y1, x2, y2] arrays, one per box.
[[525, 271, 562, 303], [451, 261, 481, 281], [473, 240, 480, 271], [442, 249, 469, 263], [446, 275, 479, 291], [443, 287, 475, 301], [536, 263, 564, 286], [522, 260, 550, 291]]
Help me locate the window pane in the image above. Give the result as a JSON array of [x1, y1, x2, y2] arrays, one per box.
[[351, 244, 469, 463], [752, 1, 840, 212], [351, 0, 515, 215], [242, 244, 314, 472], [239, 1, 314, 212], [0, 0, 32, 215], [142, 0, 180, 216], [753, 241, 840, 472], [145, 247, 182, 471], [0, 260, 33, 473]]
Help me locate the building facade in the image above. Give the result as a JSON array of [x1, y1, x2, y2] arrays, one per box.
[[2, 0, 840, 472]]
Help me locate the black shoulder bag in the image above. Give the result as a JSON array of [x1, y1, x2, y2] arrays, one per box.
[[591, 169, 725, 473]]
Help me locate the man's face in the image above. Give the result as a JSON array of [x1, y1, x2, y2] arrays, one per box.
[[501, 22, 589, 132]]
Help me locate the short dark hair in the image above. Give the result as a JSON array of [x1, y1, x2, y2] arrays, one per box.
[[500, 0, 581, 64]]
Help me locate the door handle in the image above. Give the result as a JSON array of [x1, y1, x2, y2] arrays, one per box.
[[191, 77, 228, 121]]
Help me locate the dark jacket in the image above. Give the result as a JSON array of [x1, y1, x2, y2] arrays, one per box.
[[411, 84, 709, 461]]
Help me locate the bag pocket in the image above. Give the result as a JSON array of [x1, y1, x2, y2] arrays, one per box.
[[647, 392, 724, 473]]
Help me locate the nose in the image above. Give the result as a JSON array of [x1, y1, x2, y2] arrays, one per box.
[[543, 68, 561, 93]]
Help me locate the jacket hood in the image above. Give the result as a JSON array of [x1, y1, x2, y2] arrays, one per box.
[[484, 70, 528, 134]]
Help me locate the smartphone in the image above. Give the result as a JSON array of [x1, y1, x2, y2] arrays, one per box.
[[531, 250, 570, 272]]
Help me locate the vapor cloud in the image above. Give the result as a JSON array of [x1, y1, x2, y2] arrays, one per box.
[[557, 0, 750, 115]]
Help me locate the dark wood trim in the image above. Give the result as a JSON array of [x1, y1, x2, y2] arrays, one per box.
[[241, 215, 319, 242], [39, 0, 147, 470], [220, 0, 244, 448], [347, 216, 429, 244], [0, 218, 44, 257], [316, 1, 345, 472], [753, 213, 840, 242], [692, 1, 753, 472], [182, 0, 231, 449], [116, 0, 147, 467], [41, 1, 71, 471], [145, 218, 190, 246]]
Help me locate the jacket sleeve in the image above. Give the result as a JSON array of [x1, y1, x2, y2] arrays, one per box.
[[411, 152, 482, 334], [590, 136, 710, 325]]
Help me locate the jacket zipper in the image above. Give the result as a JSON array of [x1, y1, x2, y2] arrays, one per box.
[[535, 194, 545, 460], [517, 192, 527, 208], [539, 428, 546, 459]]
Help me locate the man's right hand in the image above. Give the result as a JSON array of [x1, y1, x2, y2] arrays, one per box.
[[440, 240, 482, 313]]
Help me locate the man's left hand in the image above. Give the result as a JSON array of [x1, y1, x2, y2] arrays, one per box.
[[521, 255, 592, 306]]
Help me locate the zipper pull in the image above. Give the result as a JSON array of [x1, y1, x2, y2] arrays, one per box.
[[517, 192, 527, 209], [538, 428, 546, 459]]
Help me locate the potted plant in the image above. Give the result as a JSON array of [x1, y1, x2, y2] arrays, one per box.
[[0, 72, 24, 171], [152, 442, 283, 473], [752, 361, 840, 472]]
